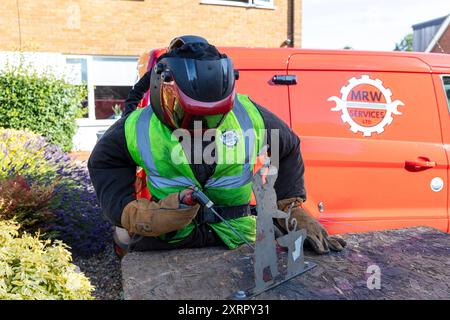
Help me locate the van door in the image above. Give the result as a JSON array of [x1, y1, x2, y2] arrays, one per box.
[[234, 70, 290, 125], [224, 48, 291, 125], [433, 74, 450, 233], [287, 54, 448, 234]]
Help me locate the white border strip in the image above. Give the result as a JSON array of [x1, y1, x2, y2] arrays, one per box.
[[200, 0, 275, 10], [76, 118, 118, 127]]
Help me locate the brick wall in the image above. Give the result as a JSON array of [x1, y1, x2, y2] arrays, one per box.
[[431, 25, 450, 54], [1, 0, 302, 56]]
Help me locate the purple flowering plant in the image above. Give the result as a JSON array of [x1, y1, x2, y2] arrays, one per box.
[[0, 129, 113, 257]]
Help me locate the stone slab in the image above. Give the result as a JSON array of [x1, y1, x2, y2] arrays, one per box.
[[121, 227, 450, 300]]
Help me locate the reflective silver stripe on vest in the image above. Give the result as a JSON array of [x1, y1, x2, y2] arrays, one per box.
[[136, 107, 196, 189], [205, 98, 255, 188]]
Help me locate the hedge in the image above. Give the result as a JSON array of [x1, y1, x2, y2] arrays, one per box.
[[0, 62, 87, 151]]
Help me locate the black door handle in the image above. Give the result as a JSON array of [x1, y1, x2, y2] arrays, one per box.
[[272, 75, 297, 85]]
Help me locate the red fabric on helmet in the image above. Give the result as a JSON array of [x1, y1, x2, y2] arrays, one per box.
[[160, 76, 235, 130]]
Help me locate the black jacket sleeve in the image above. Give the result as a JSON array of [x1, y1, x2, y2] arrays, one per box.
[[253, 101, 307, 202], [123, 71, 151, 118], [87, 118, 137, 226], [88, 72, 152, 226]]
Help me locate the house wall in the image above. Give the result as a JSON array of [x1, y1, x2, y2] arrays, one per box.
[[1, 0, 302, 151], [431, 26, 450, 54], [1, 0, 302, 55]]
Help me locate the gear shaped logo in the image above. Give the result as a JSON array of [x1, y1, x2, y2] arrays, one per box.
[[328, 75, 405, 136]]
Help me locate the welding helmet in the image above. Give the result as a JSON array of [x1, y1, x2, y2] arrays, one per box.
[[149, 35, 237, 131]]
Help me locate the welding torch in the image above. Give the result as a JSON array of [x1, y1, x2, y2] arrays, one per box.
[[181, 186, 255, 250]]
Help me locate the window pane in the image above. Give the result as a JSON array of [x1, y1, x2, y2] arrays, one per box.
[[94, 86, 131, 119], [92, 57, 138, 86], [76, 85, 89, 118], [66, 58, 89, 118], [443, 76, 450, 113], [66, 58, 87, 84]]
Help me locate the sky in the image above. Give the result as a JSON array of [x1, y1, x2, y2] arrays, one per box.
[[301, 0, 450, 51]]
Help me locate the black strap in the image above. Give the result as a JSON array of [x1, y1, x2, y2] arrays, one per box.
[[195, 204, 251, 225]]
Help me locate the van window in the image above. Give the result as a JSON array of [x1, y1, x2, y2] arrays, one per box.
[[443, 76, 450, 112]]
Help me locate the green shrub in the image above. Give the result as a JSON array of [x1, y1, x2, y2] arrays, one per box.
[[0, 62, 87, 151], [0, 219, 94, 300]]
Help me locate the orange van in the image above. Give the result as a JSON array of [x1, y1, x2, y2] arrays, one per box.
[[138, 48, 450, 235]]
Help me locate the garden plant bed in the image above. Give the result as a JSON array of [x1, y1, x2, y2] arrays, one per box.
[[73, 243, 123, 300], [121, 226, 450, 300]]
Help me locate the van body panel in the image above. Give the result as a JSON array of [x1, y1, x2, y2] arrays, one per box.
[[287, 55, 448, 234], [139, 48, 450, 234], [431, 67, 450, 74], [219, 47, 290, 70], [220, 47, 449, 71], [234, 70, 291, 125], [432, 74, 450, 232], [287, 52, 431, 73]]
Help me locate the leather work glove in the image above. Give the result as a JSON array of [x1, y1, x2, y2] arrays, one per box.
[[121, 192, 200, 237], [277, 198, 347, 255]]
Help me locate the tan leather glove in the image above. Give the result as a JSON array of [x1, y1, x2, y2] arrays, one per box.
[[121, 192, 200, 237], [277, 198, 347, 255]]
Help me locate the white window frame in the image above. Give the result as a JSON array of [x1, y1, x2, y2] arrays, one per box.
[[200, 0, 275, 9], [65, 55, 96, 122], [65, 54, 138, 124], [253, 0, 274, 8]]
